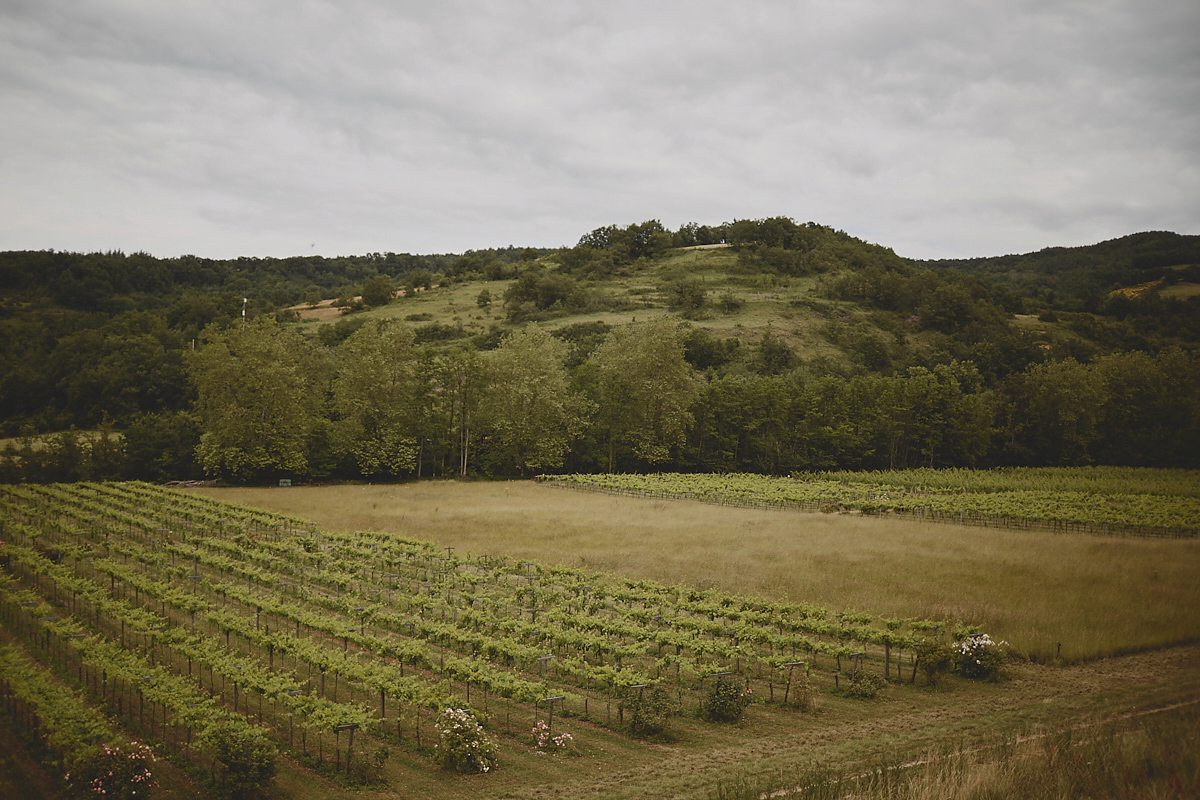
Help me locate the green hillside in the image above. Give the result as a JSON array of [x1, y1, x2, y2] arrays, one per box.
[[2, 218, 1198, 481]]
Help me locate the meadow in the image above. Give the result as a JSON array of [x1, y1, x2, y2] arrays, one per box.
[[194, 479, 1200, 663]]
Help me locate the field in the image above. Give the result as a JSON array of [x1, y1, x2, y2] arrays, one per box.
[[191, 478, 1200, 662], [1, 477, 1197, 799]]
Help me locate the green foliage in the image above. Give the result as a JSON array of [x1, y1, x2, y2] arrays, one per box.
[[201, 722, 277, 800], [64, 742, 158, 800], [331, 320, 420, 477], [413, 322, 467, 342], [717, 291, 743, 313], [481, 325, 591, 473], [4, 218, 1200, 480], [547, 469, 1200, 533], [923, 230, 1200, 299], [663, 277, 708, 317], [752, 329, 796, 375], [360, 274, 394, 307], [502, 266, 584, 321], [953, 633, 1007, 680], [841, 670, 885, 699], [434, 708, 497, 774], [913, 638, 955, 685], [315, 316, 368, 347], [350, 746, 391, 785], [189, 318, 321, 479], [575, 219, 672, 265], [625, 684, 676, 737], [705, 675, 753, 722], [683, 327, 741, 372], [587, 317, 700, 471], [120, 411, 202, 481]]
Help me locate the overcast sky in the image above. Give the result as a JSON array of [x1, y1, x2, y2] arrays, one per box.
[[2, 1, 1197, 261]]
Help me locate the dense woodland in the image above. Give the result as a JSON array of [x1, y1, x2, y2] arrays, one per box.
[[2, 219, 1199, 482]]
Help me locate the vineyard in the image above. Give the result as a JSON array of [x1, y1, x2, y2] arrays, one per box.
[[541, 469, 1200, 537], [0, 481, 974, 795]]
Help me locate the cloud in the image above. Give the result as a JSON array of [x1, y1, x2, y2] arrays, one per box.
[[1, 0, 1197, 259]]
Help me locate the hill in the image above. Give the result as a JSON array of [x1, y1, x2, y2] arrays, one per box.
[[919, 230, 1200, 300], [1, 218, 1198, 480]]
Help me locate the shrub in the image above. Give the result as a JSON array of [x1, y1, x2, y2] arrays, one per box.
[[718, 291, 744, 313], [435, 708, 497, 774], [350, 745, 390, 785], [705, 675, 753, 722], [625, 685, 676, 737], [842, 670, 886, 699], [914, 638, 955, 685], [786, 679, 817, 712], [954, 633, 1008, 680], [201, 723, 276, 800], [65, 741, 157, 800], [531, 721, 574, 754]]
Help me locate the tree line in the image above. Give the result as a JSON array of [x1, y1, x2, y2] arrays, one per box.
[[4, 314, 1196, 484]]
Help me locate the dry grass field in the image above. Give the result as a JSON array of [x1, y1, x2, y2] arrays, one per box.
[[188, 480, 1200, 663]]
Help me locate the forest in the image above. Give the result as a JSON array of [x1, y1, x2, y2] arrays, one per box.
[[2, 218, 1198, 482]]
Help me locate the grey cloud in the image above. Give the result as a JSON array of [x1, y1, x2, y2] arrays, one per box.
[[1, 1, 1197, 259]]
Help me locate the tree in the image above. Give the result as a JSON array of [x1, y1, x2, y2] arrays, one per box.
[[480, 325, 590, 474], [360, 274, 394, 307], [189, 318, 320, 479], [587, 317, 700, 471], [436, 346, 487, 477], [331, 320, 420, 476], [994, 358, 1106, 465]]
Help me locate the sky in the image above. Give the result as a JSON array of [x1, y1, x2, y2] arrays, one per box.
[[1, 1, 1198, 261]]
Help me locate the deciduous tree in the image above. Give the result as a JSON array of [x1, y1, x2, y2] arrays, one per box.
[[587, 318, 700, 471], [481, 325, 590, 474], [331, 320, 420, 476], [189, 318, 319, 479]]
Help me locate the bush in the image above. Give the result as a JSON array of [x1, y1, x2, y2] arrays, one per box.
[[435, 708, 497, 774], [531, 721, 574, 754], [705, 675, 753, 722], [914, 638, 955, 686], [65, 741, 157, 800], [785, 678, 817, 712], [842, 670, 886, 699], [954, 633, 1008, 680], [201, 722, 276, 799], [349, 745, 390, 785], [625, 684, 676, 737]]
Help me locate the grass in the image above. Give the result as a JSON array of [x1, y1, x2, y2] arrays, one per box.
[[281, 246, 899, 373], [710, 704, 1200, 800], [187, 481, 1200, 663], [5, 479, 1198, 800]]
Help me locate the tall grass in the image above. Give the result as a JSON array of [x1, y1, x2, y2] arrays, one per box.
[[187, 481, 1200, 662], [710, 705, 1200, 800]]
